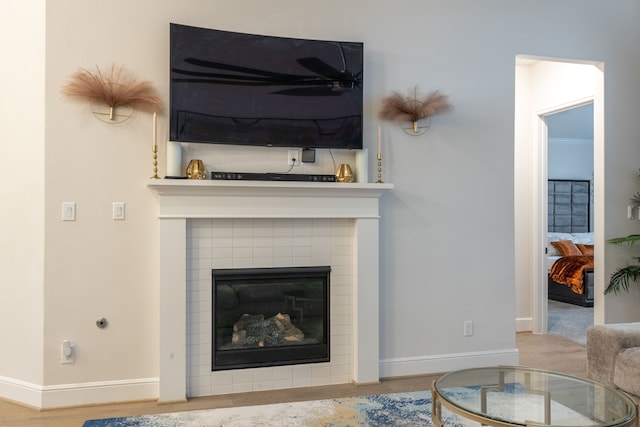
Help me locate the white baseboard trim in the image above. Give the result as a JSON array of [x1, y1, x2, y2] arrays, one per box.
[[379, 348, 520, 379], [0, 375, 158, 409], [516, 317, 533, 332]]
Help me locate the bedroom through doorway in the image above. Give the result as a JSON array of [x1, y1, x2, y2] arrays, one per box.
[[514, 56, 604, 341], [545, 104, 594, 344]]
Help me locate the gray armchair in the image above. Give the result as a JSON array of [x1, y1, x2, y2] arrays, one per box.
[[587, 322, 640, 402]]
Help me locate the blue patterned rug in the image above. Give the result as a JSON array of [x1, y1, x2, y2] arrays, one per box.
[[82, 390, 475, 426]]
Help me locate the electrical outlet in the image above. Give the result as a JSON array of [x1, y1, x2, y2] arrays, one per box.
[[463, 320, 473, 337], [61, 340, 75, 364], [288, 149, 299, 166]]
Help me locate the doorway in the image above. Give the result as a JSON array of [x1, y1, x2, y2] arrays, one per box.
[[514, 57, 604, 336], [545, 104, 595, 343]]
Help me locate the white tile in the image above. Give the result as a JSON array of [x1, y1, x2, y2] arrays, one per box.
[[194, 385, 214, 397], [292, 365, 312, 378], [311, 376, 331, 387], [332, 334, 349, 347], [232, 236, 253, 248], [292, 377, 313, 388], [330, 353, 350, 366], [252, 368, 274, 383], [211, 384, 234, 395], [273, 236, 294, 247], [232, 369, 254, 384], [252, 258, 274, 268], [292, 257, 313, 266], [212, 237, 233, 248], [253, 236, 274, 247], [332, 344, 350, 358], [272, 378, 294, 390], [273, 246, 293, 257], [253, 218, 274, 228], [330, 375, 350, 384], [212, 218, 233, 229], [211, 246, 233, 262], [291, 245, 312, 256], [232, 258, 254, 268], [272, 366, 293, 380], [232, 218, 254, 232], [232, 383, 253, 394], [311, 365, 331, 378], [252, 381, 274, 392], [253, 247, 274, 258], [273, 218, 294, 231], [212, 371, 233, 385], [186, 217, 358, 397], [232, 246, 253, 259]]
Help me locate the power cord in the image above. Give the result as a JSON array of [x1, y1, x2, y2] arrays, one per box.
[[281, 158, 296, 174], [328, 149, 337, 171]]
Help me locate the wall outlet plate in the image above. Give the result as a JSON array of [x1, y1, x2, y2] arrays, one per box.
[[61, 340, 75, 364], [287, 149, 299, 166]]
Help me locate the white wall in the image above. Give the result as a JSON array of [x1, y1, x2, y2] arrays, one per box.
[[548, 138, 594, 181], [0, 0, 46, 403], [2, 0, 640, 408]]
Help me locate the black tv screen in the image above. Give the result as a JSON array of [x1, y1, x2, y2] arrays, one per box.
[[170, 24, 363, 149]]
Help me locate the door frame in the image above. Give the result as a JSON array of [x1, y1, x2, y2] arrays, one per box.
[[533, 99, 595, 334]]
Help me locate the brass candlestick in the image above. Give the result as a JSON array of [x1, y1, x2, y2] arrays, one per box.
[[376, 152, 383, 183], [150, 145, 159, 179]]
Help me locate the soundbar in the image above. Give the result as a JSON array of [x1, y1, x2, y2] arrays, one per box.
[[211, 172, 336, 182]]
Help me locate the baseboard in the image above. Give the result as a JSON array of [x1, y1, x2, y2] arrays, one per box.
[[379, 348, 519, 379], [516, 317, 533, 332], [0, 375, 158, 409], [0, 375, 43, 409]]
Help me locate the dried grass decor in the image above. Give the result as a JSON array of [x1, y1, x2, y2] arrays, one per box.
[[378, 86, 452, 134], [61, 64, 162, 122]]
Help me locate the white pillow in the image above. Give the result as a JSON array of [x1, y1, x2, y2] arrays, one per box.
[[571, 232, 594, 245], [547, 232, 574, 243]]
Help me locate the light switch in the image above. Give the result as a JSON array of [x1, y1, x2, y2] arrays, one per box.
[[62, 202, 76, 221], [112, 202, 125, 220]]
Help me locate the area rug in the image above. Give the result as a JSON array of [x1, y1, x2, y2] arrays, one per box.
[[548, 299, 593, 345], [82, 390, 476, 427]]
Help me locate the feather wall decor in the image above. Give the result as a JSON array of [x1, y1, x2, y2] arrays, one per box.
[[61, 64, 162, 122], [378, 86, 452, 134]]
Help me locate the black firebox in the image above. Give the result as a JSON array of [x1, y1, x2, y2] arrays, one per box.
[[212, 266, 330, 371]]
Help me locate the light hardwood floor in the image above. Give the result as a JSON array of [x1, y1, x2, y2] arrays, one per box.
[[0, 332, 587, 427]]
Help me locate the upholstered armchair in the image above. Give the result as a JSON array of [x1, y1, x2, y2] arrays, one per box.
[[587, 323, 640, 402]]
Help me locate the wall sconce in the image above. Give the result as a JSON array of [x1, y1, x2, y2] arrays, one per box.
[[61, 64, 162, 124], [378, 86, 452, 136]]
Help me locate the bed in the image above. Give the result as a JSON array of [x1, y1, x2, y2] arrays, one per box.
[[547, 179, 594, 307]]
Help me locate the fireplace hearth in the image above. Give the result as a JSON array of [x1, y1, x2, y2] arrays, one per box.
[[212, 266, 330, 370]]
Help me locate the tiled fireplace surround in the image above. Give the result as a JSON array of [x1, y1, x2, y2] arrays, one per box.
[[148, 180, 392, 402]]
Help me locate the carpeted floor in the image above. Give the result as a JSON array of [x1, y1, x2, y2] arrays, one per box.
[[547, 299, 593, 345]]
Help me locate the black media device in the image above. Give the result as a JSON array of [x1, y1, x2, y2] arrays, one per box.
[[170, 23, 363, 150], [211, 172, 336, 182]]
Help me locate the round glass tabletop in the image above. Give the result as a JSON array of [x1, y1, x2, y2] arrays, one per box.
[[432, 366, 636, 427]]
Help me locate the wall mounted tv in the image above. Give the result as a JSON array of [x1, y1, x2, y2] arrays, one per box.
[[170, 23, 364, 150]]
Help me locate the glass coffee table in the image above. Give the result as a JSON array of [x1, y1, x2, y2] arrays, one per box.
[[432, 366, 637, 427]]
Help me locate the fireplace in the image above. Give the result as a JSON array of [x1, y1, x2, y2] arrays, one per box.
[[148, 180, 392, 401], [212, 266, 330, 370]]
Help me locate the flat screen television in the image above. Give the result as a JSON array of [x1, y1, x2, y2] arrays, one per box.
[[170, 23, 364, 149]]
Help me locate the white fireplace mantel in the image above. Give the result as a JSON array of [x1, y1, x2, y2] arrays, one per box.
[[147, 179, 393, 402]]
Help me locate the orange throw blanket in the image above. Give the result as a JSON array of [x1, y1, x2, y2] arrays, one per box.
[[549, 255, 594, 295]]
